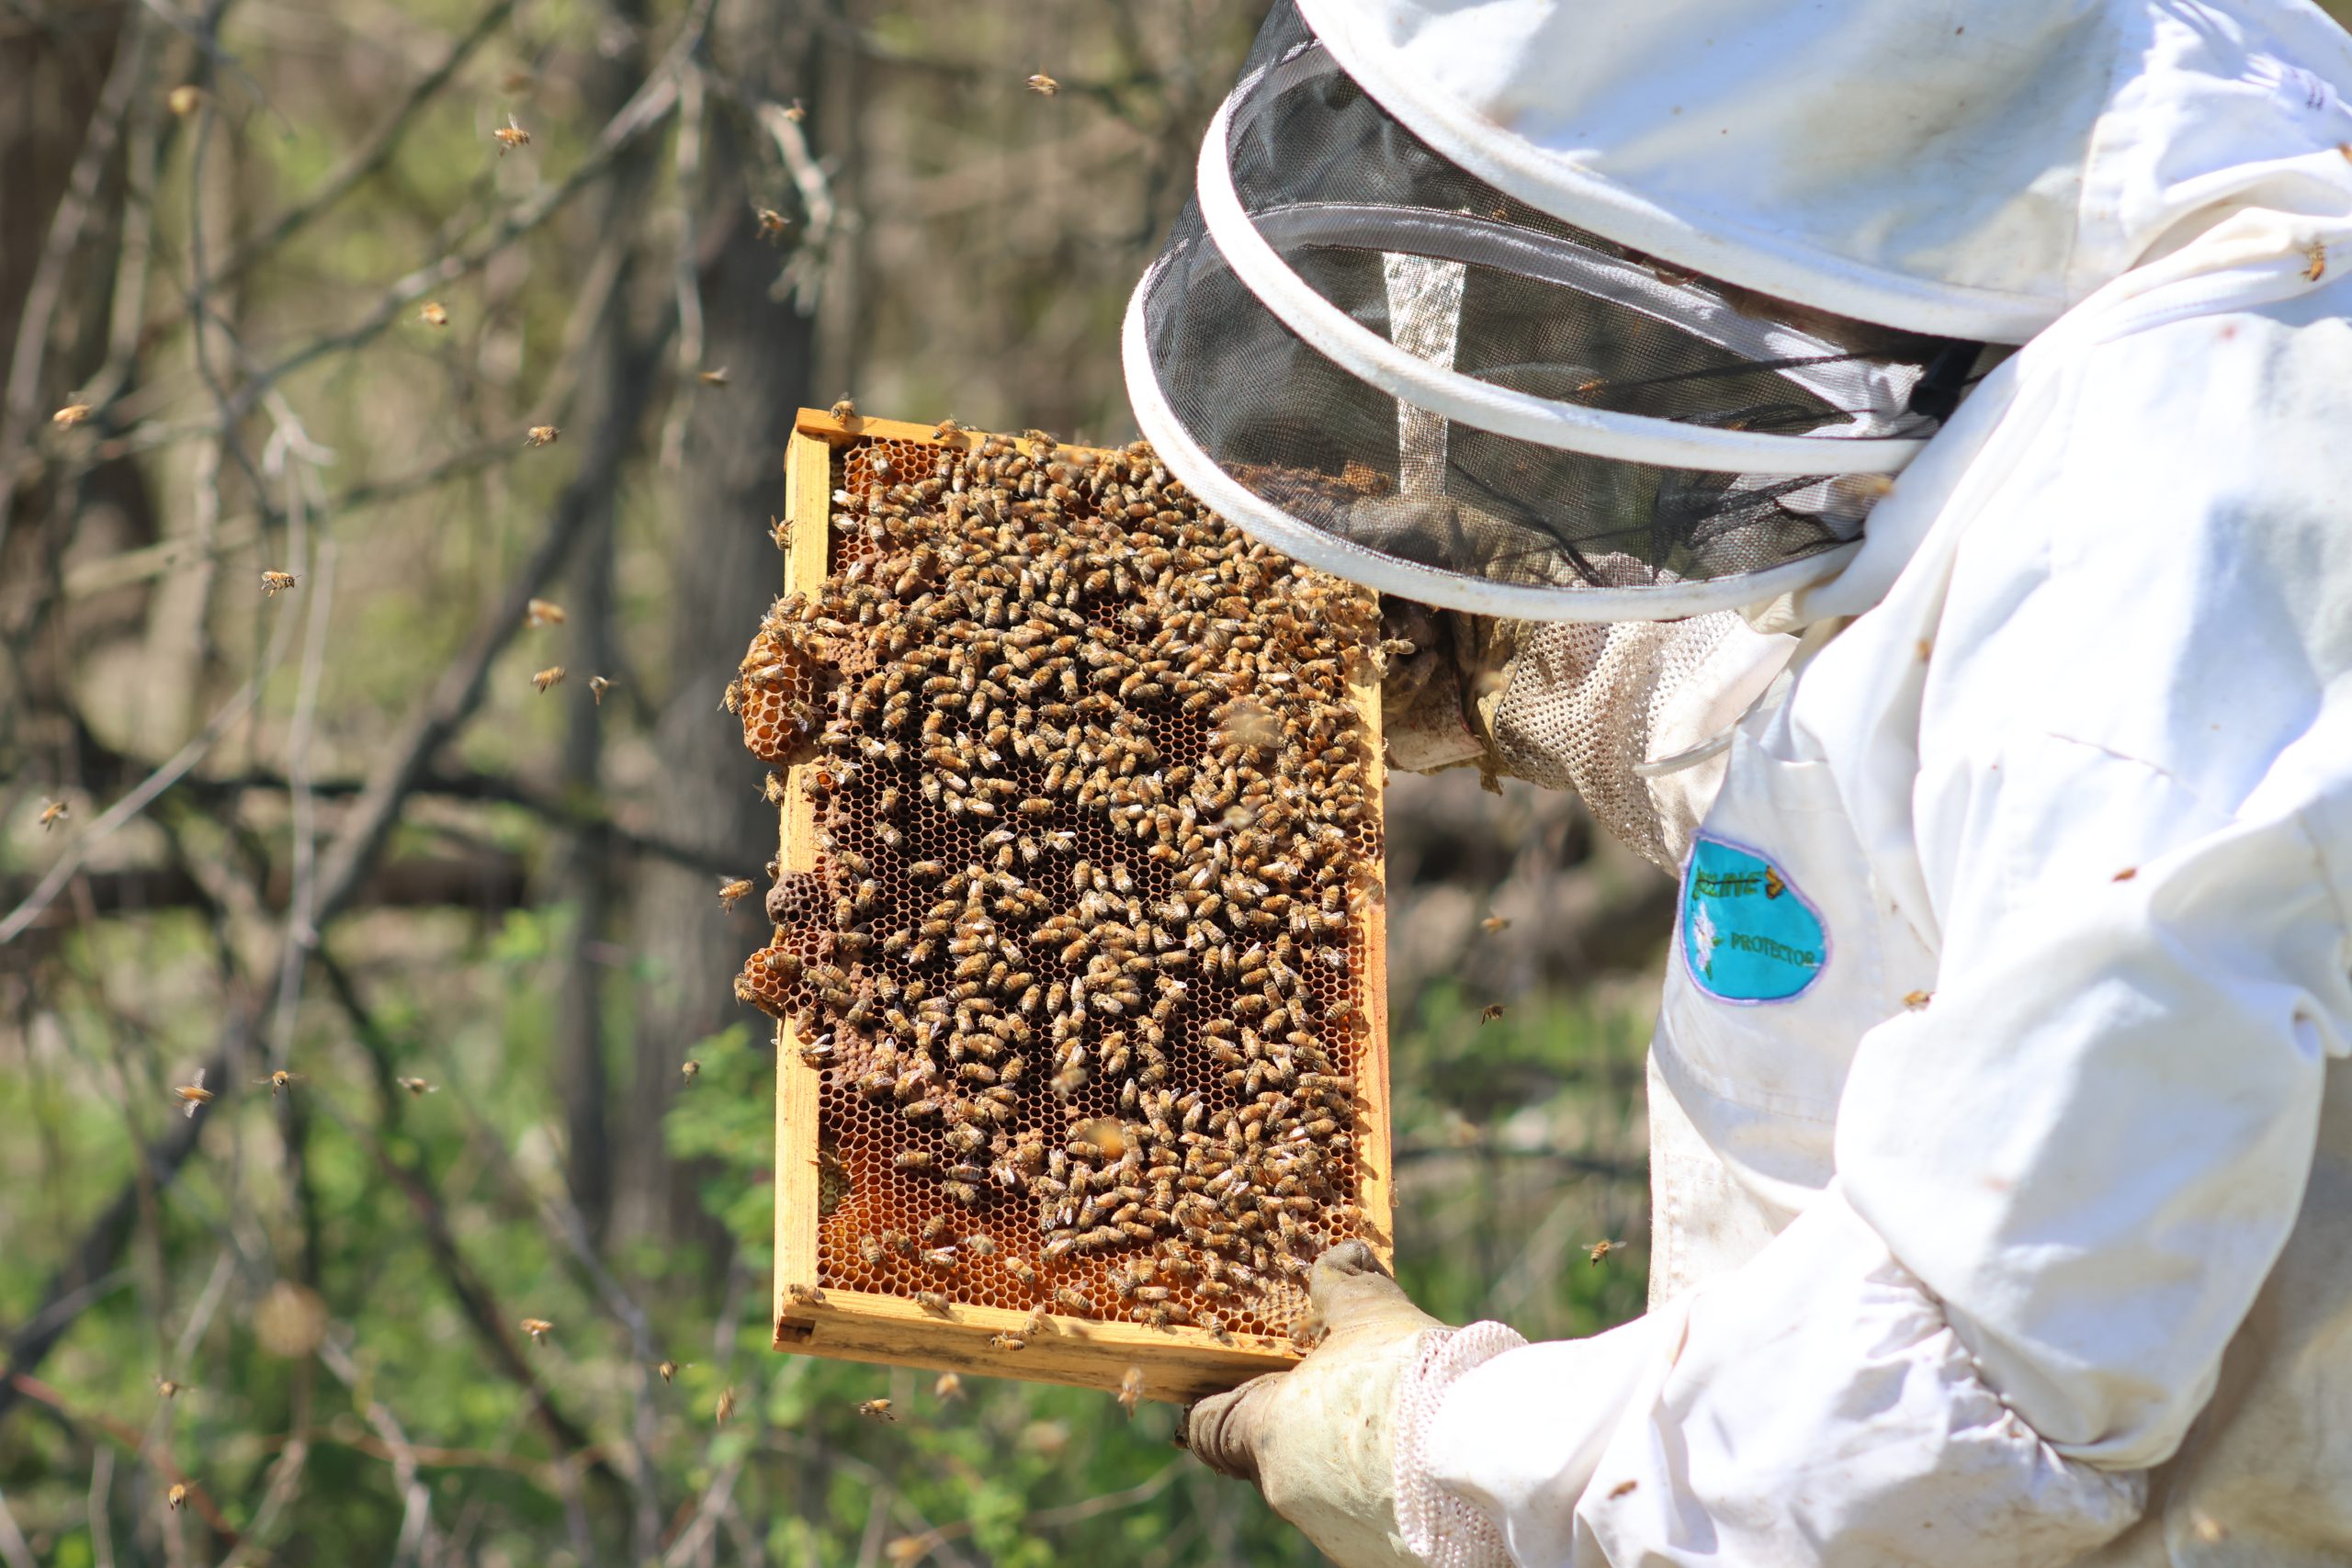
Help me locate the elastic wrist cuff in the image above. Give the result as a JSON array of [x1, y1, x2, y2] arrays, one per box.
[[1394, 1321, 1528, 1568]]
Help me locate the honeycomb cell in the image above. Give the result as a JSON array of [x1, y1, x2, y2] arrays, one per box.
[[738, 432, 1385, 1341]]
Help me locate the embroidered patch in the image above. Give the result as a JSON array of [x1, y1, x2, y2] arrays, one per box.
[[1680, 836, 1826, 1002]]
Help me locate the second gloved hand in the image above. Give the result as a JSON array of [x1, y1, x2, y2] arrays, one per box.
[[1182, 1242, 1448, 1568]]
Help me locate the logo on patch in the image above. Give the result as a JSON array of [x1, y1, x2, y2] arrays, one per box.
[[1680, 837, 1826, 1003]]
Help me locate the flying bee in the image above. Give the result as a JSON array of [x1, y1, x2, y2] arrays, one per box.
[[395, 1076, 438, 1097], [492, 115, 531, 152], [1481, 914, 1510, 934], [830, 396, 857, 422], [1480, 1003, 1506, 1024], [658, 1359, 684, 1382], [168, 1483, 188, 1511], [420, 300, 449, 327], [254, 1069, 302, 1099], [1025, 71, 1060, 96], [532, 666, 566, 693], [1587, 1239, 1622, 1266], [38, 798, 67, 830], [525, 597, 566, 628], [173, 1069, 214, 1118], [715, 1386, 738, 1425], [520, 1317, 553, 1346], [718, 877, 755, 911], [260, 570, 299, 596], [933, 1371, 965, 1402], [680, 1059, 701, 1083], [154, 1374, 186, 1399], [523, 424, 560, 448], [52, 401, 93, 427], [859, 1397, 898, 1423], [1116, 1366, 1146, 1416]]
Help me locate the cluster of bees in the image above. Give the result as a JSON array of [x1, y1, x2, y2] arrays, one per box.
[[731, 425, 1385, 1339]]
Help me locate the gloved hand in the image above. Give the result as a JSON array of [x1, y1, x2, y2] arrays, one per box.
[[1378, 600, 1517, 782], [1182, 1242, 1447, 1568]]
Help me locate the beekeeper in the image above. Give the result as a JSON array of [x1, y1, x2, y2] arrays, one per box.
[[1119, 2, 2352, 1563]]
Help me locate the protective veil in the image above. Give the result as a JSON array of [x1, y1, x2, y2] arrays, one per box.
[[1136, 3, 2352, 1566]]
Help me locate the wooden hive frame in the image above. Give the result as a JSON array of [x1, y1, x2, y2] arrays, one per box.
[[770, 409, 1392, 1404]]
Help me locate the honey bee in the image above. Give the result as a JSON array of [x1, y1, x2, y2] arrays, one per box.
[[1587, 1239, 1622, 1266], [1052, 1286, 1092, 1317], [718, 877, 755, 911], [933, 417, 965, 440], [532, 666, 566, 693], [38, 798, 67, 831], [914, 1291, 951, 1315], [167, 1482, 188, 1511], [755, 207, 791, 242], [1025, 72, 1060, 96], [964, 1234, 999, 1258], [254, 1069, 302, 1099], [260, 570, 299, 596], [1480, 1003, 1506, 1024], [492, 115, 531, 152], [933, 1371, 964, 1402], [680, 1059, 701, 1083], [988, 1332, 1026, 1351], [716, 1386, 738, 1425], [520, 1317, 553, 1346], [51, 401, 92, 428], [786, 1282, 827, 1305], [858, 1234, 886, 1267], [858, 1397, 898, 1422], [525, 597, 566, 628], [419, 300, 449, 327], [173, 1069, 214, 1118], [588, 675, 615, 706]]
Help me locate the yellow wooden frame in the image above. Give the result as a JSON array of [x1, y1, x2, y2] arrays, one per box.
[[771, 410, 1392, 1404]]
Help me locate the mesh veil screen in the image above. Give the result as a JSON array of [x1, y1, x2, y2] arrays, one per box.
[[1129, 0, 1973, 612]]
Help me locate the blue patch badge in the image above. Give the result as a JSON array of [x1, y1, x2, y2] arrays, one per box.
[[1680, 837, 1827, 1003]]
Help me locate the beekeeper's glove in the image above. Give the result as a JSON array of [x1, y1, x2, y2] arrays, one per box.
[[1181, 1242, 1446, 1568]]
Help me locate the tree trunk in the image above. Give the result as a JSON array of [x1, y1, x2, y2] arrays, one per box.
[[614, 0, 823, 1247]]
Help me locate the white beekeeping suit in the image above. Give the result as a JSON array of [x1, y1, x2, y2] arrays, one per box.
[[1123, 2, 2352, 1565]]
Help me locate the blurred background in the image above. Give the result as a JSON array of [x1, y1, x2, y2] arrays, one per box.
[[5, 0, 1797, 1561]]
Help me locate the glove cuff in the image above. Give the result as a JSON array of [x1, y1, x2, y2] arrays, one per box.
[[1393, 1321, 1528, 1568]]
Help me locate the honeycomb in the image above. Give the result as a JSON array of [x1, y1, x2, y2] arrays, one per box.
[[731, 429, 1383, 1341]]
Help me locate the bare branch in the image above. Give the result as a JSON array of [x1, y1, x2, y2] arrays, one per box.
[[208, 0, 519, 290]]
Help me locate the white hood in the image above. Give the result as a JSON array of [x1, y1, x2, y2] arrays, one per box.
[[1295, 0, 2352, 343]]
